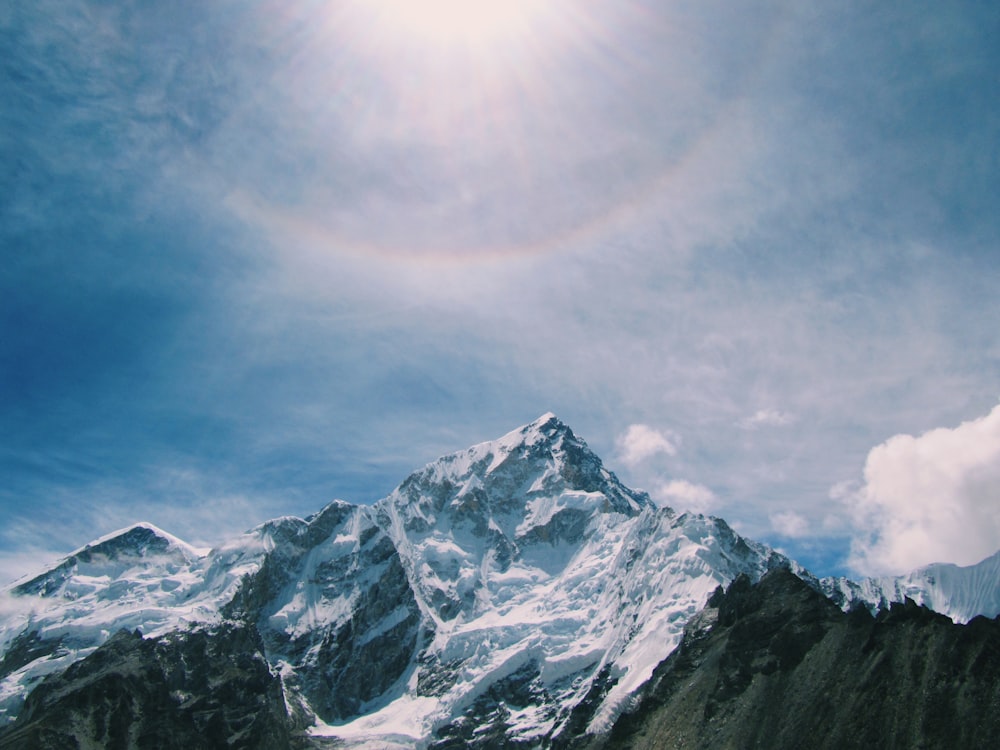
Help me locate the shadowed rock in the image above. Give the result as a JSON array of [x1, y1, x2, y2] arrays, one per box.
[[584, 568, 1000, 750], [0, 624, 298, 750]]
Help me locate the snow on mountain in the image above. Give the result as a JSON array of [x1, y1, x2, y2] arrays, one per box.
[[0, 523, 208, 724], [0, 516, 323, 725], [820, 548, 1000, 623], [2, 414, 999, 747], [300, 415, 794, 746]]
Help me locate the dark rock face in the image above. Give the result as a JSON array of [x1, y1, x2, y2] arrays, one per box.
[[0, 624, 296, 750], [0, 630, 63, 684], [293, 546, 423, 721], [585, 569, 1000, 750], [223, 503, 424, 724], [217, 502, 423, 721]]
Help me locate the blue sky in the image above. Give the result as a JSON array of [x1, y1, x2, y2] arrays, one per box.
[[3, 0, 999, 583]]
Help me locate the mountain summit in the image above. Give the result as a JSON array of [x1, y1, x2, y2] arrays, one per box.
[[375, 413, 651, 624], [2, 415, 999, 748]]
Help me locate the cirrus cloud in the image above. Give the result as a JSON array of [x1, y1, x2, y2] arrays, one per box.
[[844, 403, 1000, 575]]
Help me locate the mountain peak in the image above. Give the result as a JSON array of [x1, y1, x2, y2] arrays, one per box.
[[386, 414, 646, 519], [82, 522, 201, 557], [820, 545, 1000, 623], [12, 522, 204, 598], [525, 411, 561, 433], [374, 416, 651, 624], [489, 412, 570, 453]]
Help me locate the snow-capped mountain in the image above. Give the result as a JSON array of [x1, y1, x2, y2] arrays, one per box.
[[2, 414, 999, 748], [819, 549, 1000, 624]]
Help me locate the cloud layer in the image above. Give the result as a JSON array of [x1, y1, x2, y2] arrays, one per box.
[[845, 404, 1000, 575]]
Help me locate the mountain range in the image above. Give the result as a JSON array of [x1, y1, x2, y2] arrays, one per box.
[[2, 414, 998, 748]]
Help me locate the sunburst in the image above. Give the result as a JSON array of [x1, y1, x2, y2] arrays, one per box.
[[361, 0, 547, 46]]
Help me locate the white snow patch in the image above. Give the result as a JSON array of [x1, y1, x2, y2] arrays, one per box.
[[309, 695, 441, 746]]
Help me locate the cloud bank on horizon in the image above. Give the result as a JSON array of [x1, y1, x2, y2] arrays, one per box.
[[844, 404, 1000, 575], [2, 0, 998, 583]]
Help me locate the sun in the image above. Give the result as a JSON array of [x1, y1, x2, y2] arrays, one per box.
[[362, 0, 547, 46]]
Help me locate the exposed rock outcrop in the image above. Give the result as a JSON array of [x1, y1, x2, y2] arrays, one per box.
[[0, 623, 297, 749], [586, 568, 1000, 749]]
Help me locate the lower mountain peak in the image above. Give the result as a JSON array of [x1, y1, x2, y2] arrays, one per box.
[[12, 522, 204, 599], [821, 547, 1000, 624]]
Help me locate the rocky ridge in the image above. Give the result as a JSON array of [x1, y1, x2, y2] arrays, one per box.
[[587, 568, 1000, 749]]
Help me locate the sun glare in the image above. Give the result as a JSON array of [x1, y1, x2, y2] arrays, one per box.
[[363, 0, 547, 46]]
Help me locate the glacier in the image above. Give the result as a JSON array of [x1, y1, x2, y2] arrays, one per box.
[[2, 414, 998, 747]]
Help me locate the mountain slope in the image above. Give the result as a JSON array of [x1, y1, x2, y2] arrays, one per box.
[[586, 568, 1000, 750]]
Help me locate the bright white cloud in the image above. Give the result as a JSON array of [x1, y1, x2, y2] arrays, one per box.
[[616, 424, 680, 467], [844, 403, 1000, 575], [654, 479, 716, 514], [738, 409, 795, 430], [770, 510, 809, 538]]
